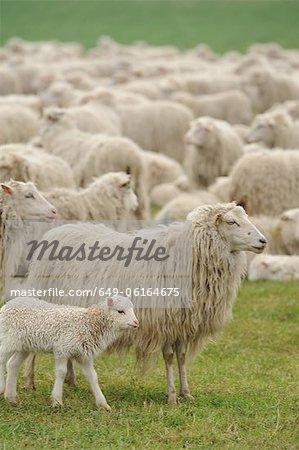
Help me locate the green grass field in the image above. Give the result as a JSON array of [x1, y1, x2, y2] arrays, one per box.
[[1, 0, 299, 52], [0, 281, 298, 449]]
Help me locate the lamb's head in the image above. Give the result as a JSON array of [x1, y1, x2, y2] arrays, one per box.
[[280, 208, 299, 255], [102, 295, 139, 330], [0, 180, 57, 220], [185, 117, 218, 149], [188, 203, 267, 254], [246, 110, 292, 147]]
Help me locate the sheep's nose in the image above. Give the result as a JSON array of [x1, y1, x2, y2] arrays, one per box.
[[133, 319, 139, 328], [259, 237, 267, 245], [52, 208, 57, 215]]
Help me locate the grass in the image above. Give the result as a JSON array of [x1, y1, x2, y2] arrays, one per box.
[[0, 1, 299, 52], [0, 280, 298, 449]]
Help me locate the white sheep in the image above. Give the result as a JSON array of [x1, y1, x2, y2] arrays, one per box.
[[0, 296, 138, 409], [45, 172, 138, 221], [142, 151, 185, 192], [208, 176, 231, 203], [246, 109, 299, 149], [0, 105, 39, 145], [248, 254, 299, 281], [0, 144, 76, 191], [40, 108, 149, 218], [184, 117, 243, 188], [150, 175, 191, 207], [229, 150, 299, 216], [25, 203, 267, 403], [172, 90, 252, 125]]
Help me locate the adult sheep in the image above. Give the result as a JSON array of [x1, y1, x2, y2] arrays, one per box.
[[25, 203, 267, 403], [0, 145, 76, 191], [184, 117, 243, 188], [45, 172, 138, 221], [0, 105, 39, 145], [229, 150, 299, 216], [40, 108, 149, 218], [117, 100, 193, 163], [172, 90, 252, 125], [246, 110, 299, 149]]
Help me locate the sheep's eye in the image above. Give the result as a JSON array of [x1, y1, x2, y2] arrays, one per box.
[[227, 220, 237, 225], [120, 182, 130, 189], [25, 193, 35, 199], [117, 310, 125, 314]]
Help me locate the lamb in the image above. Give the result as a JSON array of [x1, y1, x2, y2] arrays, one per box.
[[0, 144, 76, 191], [40, 108, 149, 218], [172, 90, 252, 125], [25, 202, 267, 403], [0, 180, 57, 299], [150, 175, 191, 207], [142, 151, 185, 192], [117, 100, 193, 163], [0, 296, 138, 409], [229, 150, 299, 216], [155, 191, 219, 222], [0, 105, 39, 145], [248, 254, 299, 281], [246, 109, 299, 149], [45, 172, 138, 221], [184, 117, 243, 188]]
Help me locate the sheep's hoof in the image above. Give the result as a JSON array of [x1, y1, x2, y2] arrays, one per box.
[[180, 392, 194, 401], [98, 403, 111, 412], [167, 393, 177, 405], [52, 399, 63, 408], [5, 396, 18, 405], [0, 387, 5, 395]]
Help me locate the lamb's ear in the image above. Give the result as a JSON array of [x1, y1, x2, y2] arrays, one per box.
[[107, 297, 114, 307], [1, 184, 13, 195], [214, 213, 223, 225]]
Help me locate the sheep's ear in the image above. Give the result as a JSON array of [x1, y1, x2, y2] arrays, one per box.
[[280, 213, 292, 222], [214, 213, 223, 225], [1, 184, 13, 195], [46, 109, 63, 122], [107, 297, 114, 307]]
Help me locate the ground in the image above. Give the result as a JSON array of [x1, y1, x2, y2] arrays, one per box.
[[1, 1, 299, 52], [1, 281, 298, 449]]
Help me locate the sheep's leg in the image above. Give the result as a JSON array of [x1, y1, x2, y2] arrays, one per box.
[[51, 356, 68, 407], [162, 343, 177, 404], [5, 351, 28, 404], [64, 359, 77, 387], [23, 353, 36, 390], [0, 349, 13, 394], [78, 357, 111, 411], [175, 340, 193, 400]]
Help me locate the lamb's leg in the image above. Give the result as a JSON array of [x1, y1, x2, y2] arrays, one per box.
[[78, 357, 111, 411], [0, 348, 13, 394], [5, 351, 28, 404], [23, 353, 36, 390], [162, 343, 177, 404], [51, 356, 68, 407], [64, 359, 76, 387], [175, 340, 193, 400]]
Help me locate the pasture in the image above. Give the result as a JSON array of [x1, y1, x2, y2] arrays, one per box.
[[0, 281, 298, 449]]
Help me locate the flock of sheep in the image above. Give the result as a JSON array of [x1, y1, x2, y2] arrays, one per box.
[[0, 36, 299, 409]]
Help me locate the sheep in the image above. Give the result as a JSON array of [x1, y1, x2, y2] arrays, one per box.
[[150, 175, 191, 208], [0, 105, 39, 145], [0, 144, 76, 191], [229, 150, 299, 216], [0, 66, 21, 95], [242, 67, 299, 113], [0, 95, 42, 113], [233, 124, 250, 142], [142, 151, 185, 192], [208, 177, 231, 203], [39, 81, 79, 107], [184, 117, 243, 188], [155, 192, 219, 222], [172, 90, 252, 125], [246, 109, 299, 149], [40, 108, 149, 218], [25, 202, 267, 403], [0, 180, 57, 300], [248, 254, 299, 281], [45, 172, 138, 221], [117, 101, 193, 163], [0, 295, 138, 408]]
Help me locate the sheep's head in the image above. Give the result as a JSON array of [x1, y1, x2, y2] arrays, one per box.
[[101, 295, 139, 330], [246, 110, 292, 147], [280, 208, 299, 255], [0, 180, 57, 220], [185, 118, 217, 149], [214, 204, 267, 253]]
